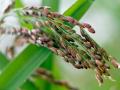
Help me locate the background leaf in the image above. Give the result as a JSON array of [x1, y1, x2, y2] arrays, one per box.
[[64, 0, 94, 20], [21, 80, 38, 90], [0, 53, 9, 70], [0, 45, 51, 90], [15, 0, 23, 8]]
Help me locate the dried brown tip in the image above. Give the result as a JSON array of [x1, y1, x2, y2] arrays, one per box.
[[84, 41, 92, 49], [36, 68, 46, 75], [3, 0, 15, 13], [82, 23, 95, 33], [37, 68, 53, 78], [0, 28, 5, 35], [42, 7, 50, 16], [95, 74, 103, 86], [95, 60, 103, 66], [65, 16, 75, 24], [6, 46, 15, 58], [111, 59, 120, 69], [14, 36, 28, 46]]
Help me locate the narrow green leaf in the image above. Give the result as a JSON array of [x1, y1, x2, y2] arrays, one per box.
[[0, 53, 9, 70], [0, 44, 51, 90], [64, 0, 94, 20]]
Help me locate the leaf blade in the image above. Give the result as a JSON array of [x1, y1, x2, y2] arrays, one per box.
[[0, 53, 9, 70], [0, 44, 51, 90], [64, 0, 94, 20]]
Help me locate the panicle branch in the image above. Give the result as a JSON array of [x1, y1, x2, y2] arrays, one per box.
[[36, 68, 78, 90]]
